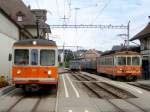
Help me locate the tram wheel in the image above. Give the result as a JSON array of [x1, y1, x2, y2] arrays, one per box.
[[110, 75, 116, 80], [131, 76, 137, 82], [126, 76, 137, 82]]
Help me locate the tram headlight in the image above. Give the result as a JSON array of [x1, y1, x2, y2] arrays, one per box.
[[47, 70, 52, 75], [33, 41, 37, 45], [17, 70, 21, 74]]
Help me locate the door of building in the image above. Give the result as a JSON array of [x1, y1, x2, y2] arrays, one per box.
[[142, 57, 150, 79]]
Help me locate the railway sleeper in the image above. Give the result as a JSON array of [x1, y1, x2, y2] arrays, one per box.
[[79, 73, 97, 81], [94, 82, 136, 99]]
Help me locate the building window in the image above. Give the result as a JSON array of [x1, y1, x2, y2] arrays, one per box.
[[141, 39, 148, 50], [17, 16, 23, 22], [16, 11, 25, 22], [144, 39, 148, 50]]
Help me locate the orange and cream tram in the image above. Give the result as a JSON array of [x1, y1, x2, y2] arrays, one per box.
[[12, 39, 58, 90], [97, 51, 141, 81]]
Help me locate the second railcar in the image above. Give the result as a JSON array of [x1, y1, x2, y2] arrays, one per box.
[[97, 51, 141, 81], [69, 60, 81, 71]]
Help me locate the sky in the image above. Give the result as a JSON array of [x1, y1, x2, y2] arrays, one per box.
[[23, 0, 150, 51]]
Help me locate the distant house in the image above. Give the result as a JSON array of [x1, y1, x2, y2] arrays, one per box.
[[0, 0, 50, 39], [130, 19, 150, 79], [80, 49, 101, 60]]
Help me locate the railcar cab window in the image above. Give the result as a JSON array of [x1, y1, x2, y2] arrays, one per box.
[[40, 50, 55, 66], [116, 56, 140, 66], [132, 56, 140, 66], [31, 49, 38, 65], [14, 49, 29, 65], [117, 57, 126, 65]]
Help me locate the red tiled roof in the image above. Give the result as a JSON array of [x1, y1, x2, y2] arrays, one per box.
[[130, 22, 150, 41]]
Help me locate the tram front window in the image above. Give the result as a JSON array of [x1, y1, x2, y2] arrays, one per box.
[[31, 49, 38, 65], [132, 56, 140, 66], [40, 50, 55, 66], [14, 49, 29, 65]]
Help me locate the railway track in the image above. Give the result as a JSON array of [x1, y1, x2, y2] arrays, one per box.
[[72, 72, 147, 112], [0, 87, 58, 112], [73, 73, 135, 99], [127, 82, 150, 91], [6, 95, 25, 112]]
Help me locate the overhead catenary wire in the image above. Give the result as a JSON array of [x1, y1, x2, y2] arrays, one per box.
[[55, 0, 61, 17], [64, 0, 66, 18], [80, 0, 112, 43], [91, 0, 112, 24], [35, 0, 40, 9], [60, 0, 70, 25], [67, 0, 72, 18]]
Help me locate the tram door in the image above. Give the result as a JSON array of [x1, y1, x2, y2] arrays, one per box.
[[142, 57, 150, 79]]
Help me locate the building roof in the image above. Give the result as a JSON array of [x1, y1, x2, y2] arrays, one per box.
[[0, 0, 36, 26], [130, 22, 150, 41]]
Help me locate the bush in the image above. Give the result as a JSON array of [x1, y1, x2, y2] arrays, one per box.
[[0, 75, 8, 88]]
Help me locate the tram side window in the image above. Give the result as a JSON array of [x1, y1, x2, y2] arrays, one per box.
[[132, 56, 140, 66], [127, 57, 131, 65], [40, 50, 55, 66], [117, 57, 126, 65], [100, 58, 105, 65], [31, 49, 38, 65], [14, 49, 29, 65]]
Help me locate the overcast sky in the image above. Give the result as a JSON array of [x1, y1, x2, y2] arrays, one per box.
[[23, 0, 150, 51]]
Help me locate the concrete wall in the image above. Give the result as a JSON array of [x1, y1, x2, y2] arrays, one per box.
[[0, 13, 19, 80]]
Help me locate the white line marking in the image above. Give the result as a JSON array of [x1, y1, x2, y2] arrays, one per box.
[[66, 74, 80, 98], [62, 75, 69, 98], [68, 110, 72, 112], [54, 78, 59, 112]]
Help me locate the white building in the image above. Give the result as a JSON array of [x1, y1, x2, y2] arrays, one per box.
[[0, 8, 19, 80]]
